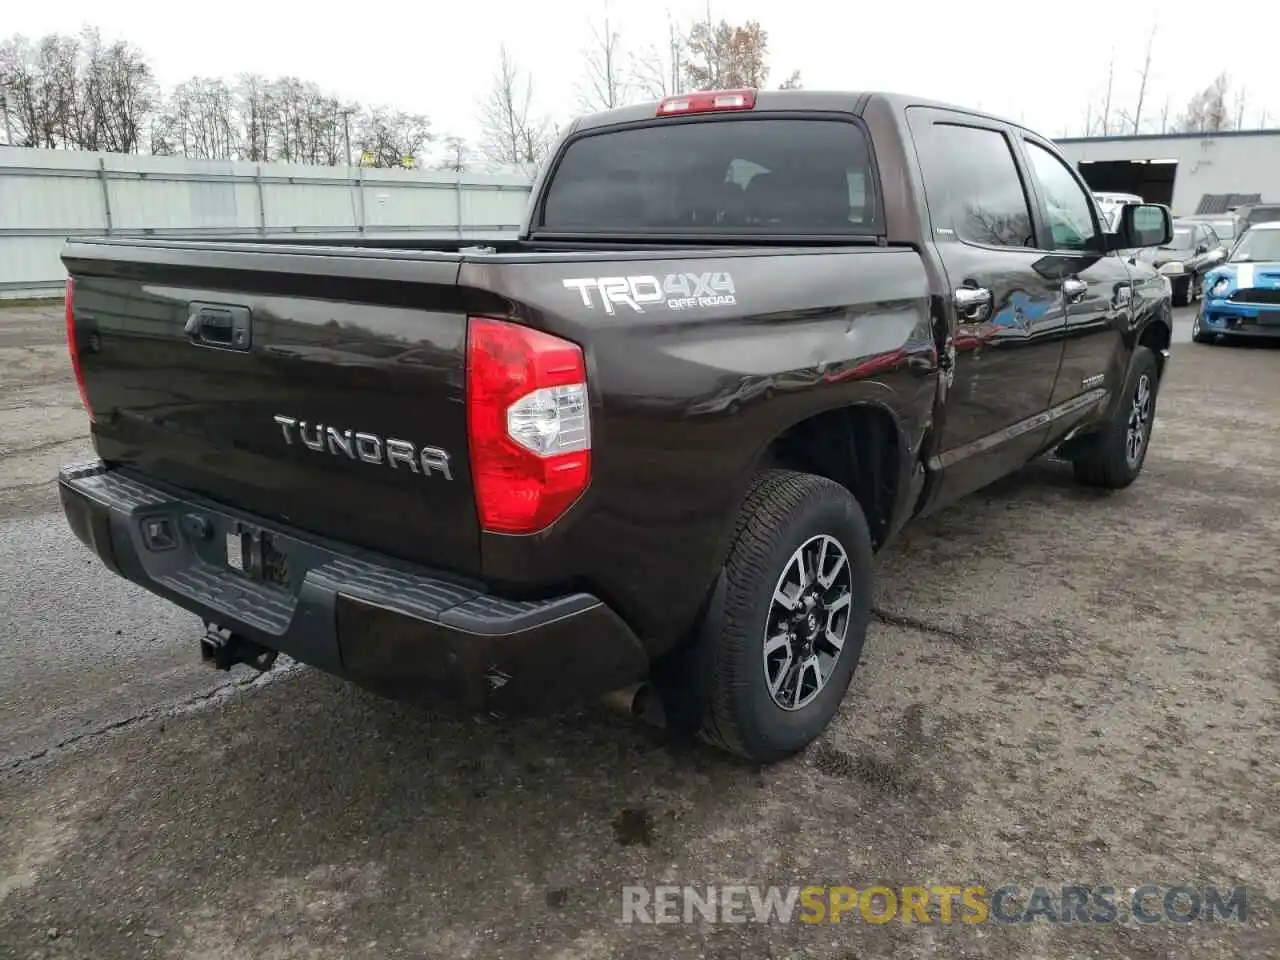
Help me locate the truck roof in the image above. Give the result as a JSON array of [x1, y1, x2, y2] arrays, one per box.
[[566, 89, 1032, 137]]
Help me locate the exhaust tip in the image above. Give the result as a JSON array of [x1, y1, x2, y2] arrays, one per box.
[[602, 682, 664, 728]]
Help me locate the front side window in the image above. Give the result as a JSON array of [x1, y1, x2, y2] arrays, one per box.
[[1023, 140, 1099, 251]]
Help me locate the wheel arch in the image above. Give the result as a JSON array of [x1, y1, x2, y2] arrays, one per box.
[[1136, 314, 1173, 382], [750, 400, 912, 553]]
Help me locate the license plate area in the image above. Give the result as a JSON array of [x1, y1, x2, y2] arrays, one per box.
[[225, 524, 293, 591]]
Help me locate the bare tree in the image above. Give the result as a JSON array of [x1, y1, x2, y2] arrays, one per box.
[[0, 35, 47, 147], [1159, 96, 1171, 133], [579, 6, 626, 112], [629, 17, 685, 100], [0, 29, 154, 151], [0, 23, 469, 170], [777, 69, 802, 90], [517, 118, 555, 177], [356, 106, 431, 168], [1175, 73, 1231, 133], [478, 44, 551, 175], [1120, 26, 1156, 134], [39, 32, 82, 149], [1100, 54, 1114, 135], [237, 73, 273, 161], [98, 37, 157, 152], [1233, 86, 1247, 129], [151, 77, 240, 158], [684, 18, 770, 91], [436, 135, 470, 172]]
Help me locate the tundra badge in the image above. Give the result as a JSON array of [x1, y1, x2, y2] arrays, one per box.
[[273, 416, 453, 480]]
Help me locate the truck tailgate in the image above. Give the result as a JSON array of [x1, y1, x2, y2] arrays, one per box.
[[63, 240, 481, 573]]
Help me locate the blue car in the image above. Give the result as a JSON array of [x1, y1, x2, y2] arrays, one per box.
[[1193, 221, 1280, 344]]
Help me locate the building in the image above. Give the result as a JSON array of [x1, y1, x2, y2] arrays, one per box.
[[1054, 129, 1280, 217]]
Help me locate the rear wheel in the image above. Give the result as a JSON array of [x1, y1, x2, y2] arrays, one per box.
[[1070, 346, 1160, 489], [690, 469, 874, 763]]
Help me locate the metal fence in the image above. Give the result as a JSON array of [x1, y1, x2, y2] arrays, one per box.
[[0, 147, 534, 300]]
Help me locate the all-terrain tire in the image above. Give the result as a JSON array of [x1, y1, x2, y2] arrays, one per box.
[[1071, 345, 1161, 489], [695, 469, 874, 763]]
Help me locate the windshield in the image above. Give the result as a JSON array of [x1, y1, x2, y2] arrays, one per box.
[[1229, 229, 1280, 262], [540, 118, 881, 236], [1164, 227, 1194, 250], [1207, 220, 1235, 240], [1244, 206, 1280, 227]]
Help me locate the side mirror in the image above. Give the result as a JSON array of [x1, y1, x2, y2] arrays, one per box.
[[1108, 203, 1173, 251], [1195, 243, 1208, 254]]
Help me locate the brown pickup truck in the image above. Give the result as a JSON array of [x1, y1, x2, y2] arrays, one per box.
[[59, 89, 1175, 762]]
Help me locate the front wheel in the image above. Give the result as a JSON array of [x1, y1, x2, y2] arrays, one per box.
[[1191, 310, 1214, 344], [1070, 346, 1161, 489], [692, 469, 874, 763]]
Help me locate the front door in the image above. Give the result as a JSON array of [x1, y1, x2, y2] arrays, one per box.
[[905, 109, 1068, 509], [1015, 134, 1136, 435]]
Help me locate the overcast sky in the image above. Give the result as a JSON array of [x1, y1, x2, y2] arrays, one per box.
[[8, 0, 1279, 159]]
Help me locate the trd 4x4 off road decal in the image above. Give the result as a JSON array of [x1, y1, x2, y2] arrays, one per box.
[[562, 272, 737, 314]]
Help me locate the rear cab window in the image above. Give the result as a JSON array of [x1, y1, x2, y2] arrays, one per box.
[[537, 118, 882, 237]]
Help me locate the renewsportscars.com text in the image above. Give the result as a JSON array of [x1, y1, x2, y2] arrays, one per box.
[[620, 884, 1248, 925]]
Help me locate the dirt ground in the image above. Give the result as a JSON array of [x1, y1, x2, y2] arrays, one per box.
[[0, 301, 1277, 960]]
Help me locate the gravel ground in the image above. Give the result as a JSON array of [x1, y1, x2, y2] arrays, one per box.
[[0, 301, 1277, 960]]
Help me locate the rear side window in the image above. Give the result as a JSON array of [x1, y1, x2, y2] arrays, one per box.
[[538, 118, 880, 236], [911, 121, 1035, 249]]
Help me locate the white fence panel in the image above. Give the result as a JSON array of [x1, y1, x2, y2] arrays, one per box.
[[0, 147, 533, 299]]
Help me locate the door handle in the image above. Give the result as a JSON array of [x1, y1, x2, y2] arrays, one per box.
[[953, 286, 993, 323], [185, 302, 253, 351], [1063, 278, 1089, 304]]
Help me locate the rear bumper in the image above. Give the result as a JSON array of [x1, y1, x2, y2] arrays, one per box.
[[58, 461, 649, 714]]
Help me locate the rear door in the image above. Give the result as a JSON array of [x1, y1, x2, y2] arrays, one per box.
[[905, 108, 1068, 504]]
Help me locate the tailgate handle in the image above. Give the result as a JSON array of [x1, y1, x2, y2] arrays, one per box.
[[185, 302, 252, 351]]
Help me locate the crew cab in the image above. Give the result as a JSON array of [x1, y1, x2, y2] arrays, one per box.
[[57, 90, 1175, 763]]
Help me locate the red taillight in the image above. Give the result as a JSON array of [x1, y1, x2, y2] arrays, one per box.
[[465, 316, 591, 535], [65, 277, 94, 422], [656, 89, 756, 116]]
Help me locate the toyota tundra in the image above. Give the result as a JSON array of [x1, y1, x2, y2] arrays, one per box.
[[57, 89, 1175, 762]]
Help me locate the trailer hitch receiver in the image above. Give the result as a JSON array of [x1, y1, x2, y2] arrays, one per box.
[[200, 622, 279, 673]]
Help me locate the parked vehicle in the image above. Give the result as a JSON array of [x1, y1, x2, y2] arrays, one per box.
[[57, 89, 1176, 763], [1193, 221, 1280, 344], [1130, 218, 1228, 306], [1093, 191, 1144, 230], [1178, 212, 1245, 245], [1232, 202, 1280, 231]]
